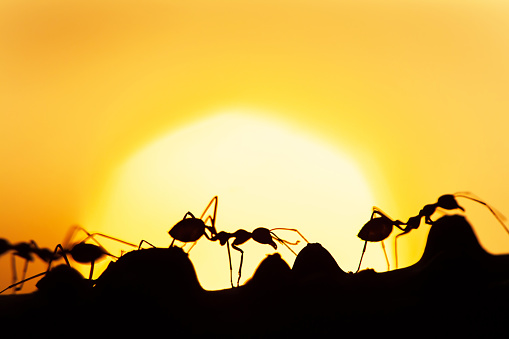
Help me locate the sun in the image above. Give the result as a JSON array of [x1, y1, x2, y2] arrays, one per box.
[[85, 110, 384, 290]]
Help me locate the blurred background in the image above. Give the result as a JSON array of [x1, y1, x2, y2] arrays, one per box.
[[2, 0, 509, 292]]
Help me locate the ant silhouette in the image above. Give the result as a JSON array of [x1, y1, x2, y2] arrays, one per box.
[[0, 239, 60, 293], [164, 196, 309, 287], [355, 207, 403, 273], [211, 227, 309, 287], [356, 192, 508, 272], [51, 225, 138, 279], [0, 226, 137, 294]]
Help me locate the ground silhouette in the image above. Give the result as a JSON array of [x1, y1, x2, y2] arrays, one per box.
[[1, 215, 509, 337]]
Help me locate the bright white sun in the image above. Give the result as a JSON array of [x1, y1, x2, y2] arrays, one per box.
[[86, 111, 384, 290]]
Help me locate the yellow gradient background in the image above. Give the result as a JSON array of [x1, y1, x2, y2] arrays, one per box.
[[2, 0, 509, 291]]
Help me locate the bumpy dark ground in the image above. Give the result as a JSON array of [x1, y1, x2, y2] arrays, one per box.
[[2, 215, 509, 337]]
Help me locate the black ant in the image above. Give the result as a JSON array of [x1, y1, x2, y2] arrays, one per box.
[[355, 207, 403, 273], [0, 239, 60, 293], [211, 227, 308, 287], [51, 225, 138, 279], [165, 196, 309, 287], [0, 226, 137, 294], [355, 192, 508, 272]]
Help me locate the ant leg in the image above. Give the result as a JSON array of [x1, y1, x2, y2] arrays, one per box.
[[231, 244, 244, 287], [455, 192, 509, 236], [381, 241, 390, 271], [227, 240, 234, 288], [186, 241, 198, 253], [371, 207, 393, 220], [82, 233, 137, 249], [80, 233, 136, 260], [139, 240, 156, 250], [10, 254, 18, 294], [14, 259, 30, 292], [63, 225, 101, 248], [394, 232, 408, 270], [270, 228, 309, 244], [62, 225, 81, 248], [63, 226, 114, 260], [0, 271, 47, 295], [89, 261, 95, 280], [200, 196, 218, 235], [356, 241, 368, 273], [54, 244, 71, 267], [271, 233, 296, 255]]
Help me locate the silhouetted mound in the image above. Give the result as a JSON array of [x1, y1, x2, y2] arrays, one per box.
[[3, 216, 509, 336], [36, 264, 92, 299], [92, 247, 204, 334], [420, 215, 489, 263], [94, 247, 202, 306], [292, 243, 346, 282], [246, 252, 291, 288], [411, 215, 509, 289]]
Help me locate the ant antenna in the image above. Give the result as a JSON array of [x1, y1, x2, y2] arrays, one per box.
[[81, 232, 138, 249], [271, 234, 298, 255], [454, 192, 509, 236], [270, 228, 309, 243], [269, 228, 309, 256]]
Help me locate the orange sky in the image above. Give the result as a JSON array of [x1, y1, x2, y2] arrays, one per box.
[[2, 0, 509, 291]]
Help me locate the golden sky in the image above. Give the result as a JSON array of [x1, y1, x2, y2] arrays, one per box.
[[2, 0, 509, 291]]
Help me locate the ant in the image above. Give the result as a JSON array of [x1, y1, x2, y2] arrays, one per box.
[[356, 192, 508, 272], [211, 227, 309, 287], [51, 225, 138, 279], [166, 196, 309, 287], [0, 238, 60, 293], [0, 226, 137, 294], [355, 207, 403, 273]]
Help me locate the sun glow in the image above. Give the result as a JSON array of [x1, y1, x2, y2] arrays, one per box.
[[86, 111, 384, 290]]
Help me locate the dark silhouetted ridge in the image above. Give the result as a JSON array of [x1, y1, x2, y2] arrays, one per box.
[[411, 215, 509, 288], [246, 252, 291, 288], [419, 215, 488, 263], [36, 264, 92, 298], [95, 247, 202, 305], [292, 243, 346, 282]]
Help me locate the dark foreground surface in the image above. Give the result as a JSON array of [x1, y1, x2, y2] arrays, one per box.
[[1, 215, 509, 337]]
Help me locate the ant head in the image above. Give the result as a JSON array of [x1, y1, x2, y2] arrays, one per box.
[[0, 239, 10, 254], [213, 231, 230, 246], [437, 194, 465, 211]]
